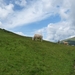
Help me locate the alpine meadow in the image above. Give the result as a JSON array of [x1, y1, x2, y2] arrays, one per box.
[[0, 28, 75, 75]]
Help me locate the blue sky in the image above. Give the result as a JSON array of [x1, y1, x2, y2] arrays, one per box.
[[0, 0, 75, 42]]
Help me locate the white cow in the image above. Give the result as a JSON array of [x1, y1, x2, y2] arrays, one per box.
[[32, 34, 43, 41], [63, 41, 68, 45]]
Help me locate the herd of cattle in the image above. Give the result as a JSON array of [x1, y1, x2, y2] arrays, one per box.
[[32, 34, 69, 45]]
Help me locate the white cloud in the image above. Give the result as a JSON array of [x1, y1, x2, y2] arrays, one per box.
[[0, 3, 14, 19], [34, 28, 45, 36], [58, 0, 70, 21], [69, 35, 75, 38], [0, 21, 3, 28], [34, 0, 75, 42], [15, 0, 27, 7], [36, 21, 75, 42], [1, 0, 62, 29], [69, 0, 75, 27], [15, 32, 25, 36], [46, 22, 74, 41], [0, 21, 2, 25]]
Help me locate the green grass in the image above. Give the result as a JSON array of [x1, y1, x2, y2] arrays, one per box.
[[0, 28, 75, 75]]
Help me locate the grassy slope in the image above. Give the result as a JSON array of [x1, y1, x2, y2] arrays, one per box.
[[0, 29, 75, 75]]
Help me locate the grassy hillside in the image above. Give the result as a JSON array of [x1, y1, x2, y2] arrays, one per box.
[[0, 28, 75, 75]]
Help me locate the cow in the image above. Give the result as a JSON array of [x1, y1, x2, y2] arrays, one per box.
[[32, 34, 43, 41], [63, 41, 68, 45]]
